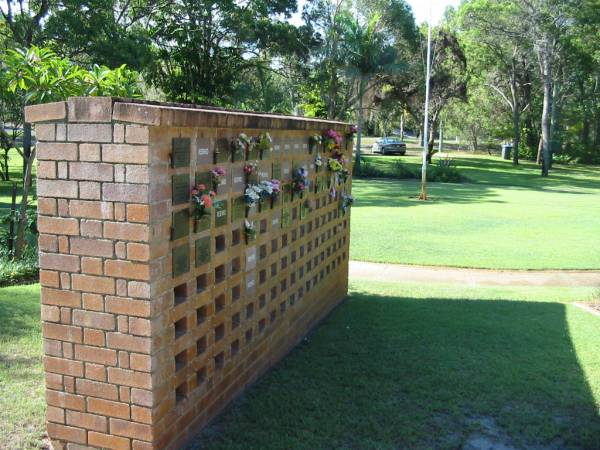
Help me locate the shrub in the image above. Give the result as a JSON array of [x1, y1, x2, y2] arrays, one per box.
[[427, 162, 465, 183], [391, 160, 415, 179], [0, 209, 39, 286]]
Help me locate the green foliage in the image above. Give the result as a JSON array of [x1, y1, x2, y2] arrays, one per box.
[[0, 208, 38, 286], [354, 156, 465, 183]]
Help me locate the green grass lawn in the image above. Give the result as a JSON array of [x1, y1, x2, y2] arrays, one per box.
[[187, 280, 600, 449], [0, 149, 37, 210], [0, 284, 45, 450], [351, 154, 600, 269], [2, 282, 600, 449]]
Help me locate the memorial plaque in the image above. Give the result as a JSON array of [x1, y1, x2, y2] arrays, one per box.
[[273, 143, 282, 156], [214, 200, 228, 227], [172, 244, 190, 277], [195, 171, 212, 189], [172, 174, 190, 206], [172, 138, 191, 168], [271, 213, 280, 228], [281, 161, 291, 179], [195, 236, 211, 267], [171, 209, 190, 241], [247, 146, 260, 161], [194, 213, 211, 233], [232, 143, 244, 162], [197, 138, 212, 165], [258, 162, 270, 180], [245, 247, 257, 271], [245, 272, 256, 296], [232, 196, 246, 221], [232, 166, 245, 192], [281, 207, 290, 228], [214, 138, 231, 163], [272, 162, 281, 180]]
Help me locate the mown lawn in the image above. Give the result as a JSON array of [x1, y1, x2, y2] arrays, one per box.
[[351, 154, 600, 269], [0, 149, 37, 210], [187, 280, 600, 449]]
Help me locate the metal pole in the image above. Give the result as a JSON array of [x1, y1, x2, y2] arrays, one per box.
[[439, 118, 443, 154], [420, 7, 432, 200]]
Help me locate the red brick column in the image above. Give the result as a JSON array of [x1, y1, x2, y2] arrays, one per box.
[[27, 97, 352, 450]]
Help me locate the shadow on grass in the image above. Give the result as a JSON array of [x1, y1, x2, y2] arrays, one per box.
[[0, 286, 40, 340], [187, 292, 600, 450]]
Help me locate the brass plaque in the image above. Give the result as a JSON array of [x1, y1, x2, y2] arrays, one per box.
[[232, 196, 246, 221], [172, 138, 191, 168], [195, 236, 211, 267], [195, 171, 212, 189], [281, 207, 290, 228], [272, 162, 282, 180], [172, 174, 190, 206], [215, 138, 231, 163], [172, 209, 190, 241], [194, 214, 211, 233], [172, 244, 190, 277], [214, 200, 228, 227]]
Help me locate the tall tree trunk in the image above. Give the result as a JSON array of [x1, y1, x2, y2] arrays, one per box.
[[354, 77, 365, 172], [14, 147, 36, 259], [470, 126, 478, 151], [512, 108, 521, 166], [540, 52, 553, 176], [400, 113, 404, 140], [22, 123, 32, 181]]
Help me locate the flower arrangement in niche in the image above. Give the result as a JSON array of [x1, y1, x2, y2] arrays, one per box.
[[191, 184, 216, 219], [211, 167, 226, 191], [258, 179, 281, 201], [292, 167, 309, 195], [328, 158, 343, 173], [244, 184, 262, 209], [322, 129, 343, 151], [244, 161, 258, 183], [309, 134, 322, 153], [244, 219, 257, 242], [341, 192, 354, 214], [255, 132, 273, 157], [315, 153, 323, 171], [236, 133, 252, 153], [347, 125, 358, 138]]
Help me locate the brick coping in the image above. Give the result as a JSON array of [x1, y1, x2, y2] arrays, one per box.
[[25, 97, 352, 132]]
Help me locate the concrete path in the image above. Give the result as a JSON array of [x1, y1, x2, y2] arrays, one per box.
[[350, 260, 600, 287]]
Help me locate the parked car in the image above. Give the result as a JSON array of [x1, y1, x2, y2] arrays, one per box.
[[372, 137, 407, 155]]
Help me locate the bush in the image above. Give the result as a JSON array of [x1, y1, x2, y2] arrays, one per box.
[[391, 160, 415, 179], [0, 209, 39, 286], [353, 158, 387, 178], [0, 254, 38, 287], [354, 157, 466, 183], [427, 160, 465, 183]]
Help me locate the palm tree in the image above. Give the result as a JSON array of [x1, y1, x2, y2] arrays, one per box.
[[341, 14, 399, 171]]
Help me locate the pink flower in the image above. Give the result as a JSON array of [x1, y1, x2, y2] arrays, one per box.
[[191, 189, 199, 196]]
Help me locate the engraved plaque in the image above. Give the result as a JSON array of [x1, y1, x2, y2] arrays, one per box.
[[197, 136, 212, 165], [172, 174, 190, 205], [215, 138, 231, 163], [273, 143, 281, 156], [246, 247, 257, 271], [172, 138, 191, 168], [281, 161, 291, 179], [281, 207, 290, 228], [271, 213, 280, 228], [232, 196, 246, 221], [232, 166, 245, 192], [194, 213, 211, 233], [195, 236, 211, 267], [245, 272, 256, 296], [258, 162, 270, 180], [214, 200, 228, 227], [172, 244, 190, 277], [272, 162, 282, 180], [172, 209, 190, 241]]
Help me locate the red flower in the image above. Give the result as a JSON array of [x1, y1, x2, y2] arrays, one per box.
[[191, 189, 199, 196], [201, 194, 213, 208]]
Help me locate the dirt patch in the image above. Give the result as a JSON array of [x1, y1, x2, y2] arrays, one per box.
[[574, 302, 600, 317]]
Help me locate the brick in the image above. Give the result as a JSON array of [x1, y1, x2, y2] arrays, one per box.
[[105, 260, 149, 281], [47, 422, 86, 445], [76, 378, 118, 400], [66, 410, 107, 432], [44, 356, 84, 377], [115, 241, 126, 258], [109, 418, 153, 441], [102, 183, 148, 203], [68, 123, 112, 142], [79, 182, 101, 200], [132, 440, 153, 450], [79, 143, 101, 161], [128, 318, 151, 337], [62, 341, 73, 358], [38, 160, 57, 179], [107, 367, 152, 389], [70, 200, 114, 220], [87, 397, 130, 420], [102, 144, 149, 164], [71, 163, 113, 183], [131, 406, 152, 424], [84, 329, 105, 347], [57, 161, 68, 179], [82, 293, 103, 311], [58, 235, 69, 253], [81, 257, 103, 275], [35, 123, 56, 141], [127, 282, 150, 299], [71, 274, 115, 295], [38, 198, 57, 215], [43, 323, 83, 343], [88, 431, 131, 450], [47, 405, 65, 423], [125, 125, 149, 144], [126, 243, 149, 262], [47, 390, 85, 411], [38, 216, 79, 236], [115, 164, 125, 182], [60, 273, 71, 289], [80, 219, 103, 237], [105, 297, 150, 317], [58, 199, 69, 217], [70, 237, 114, 257], [115, 202, 126, 221], [68, 97, 112, 122], [119, 386, 130, 403], [126, 204, 149, 223], [40, 252, 80, 272], [73, 311, 116, 331], [85, 362, 107, 381], [25, 101, 66, 122], [118, 351, 129, 368], [38, 179, 78, 198], [36, 142, 77, 161], [56, 123, 66, 140], [113, 102, 161, 126], [116, 279, 128, 297], [104, 222, 149, 241], [129, 354, 151, 372], [44, 339, 62, 357], [45, 372, 63, 390], [40, 269, 60, 287], [106, 333, 151, 354], [130, 388, 153, 407], [42, 305, 61, 322], [118, 316, 129, 334], [114, 124, 125, 143], [39, 234, 58, 252]]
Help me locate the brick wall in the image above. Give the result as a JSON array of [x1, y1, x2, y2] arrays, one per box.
[[28, 97, 352, 450]]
